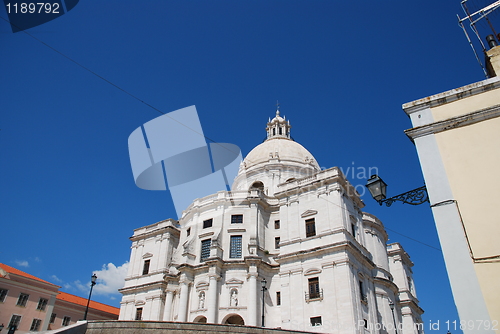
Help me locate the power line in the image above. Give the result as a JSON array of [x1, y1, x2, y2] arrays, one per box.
[[1, 16, 442, 253]]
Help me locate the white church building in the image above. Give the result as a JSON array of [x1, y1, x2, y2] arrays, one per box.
[[119, 111, 424, 333]]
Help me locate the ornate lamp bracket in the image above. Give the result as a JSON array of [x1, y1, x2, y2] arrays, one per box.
[[377, 186, 428, 207]]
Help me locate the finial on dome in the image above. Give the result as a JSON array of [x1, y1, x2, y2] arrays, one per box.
[[276, 100, 280, 116]]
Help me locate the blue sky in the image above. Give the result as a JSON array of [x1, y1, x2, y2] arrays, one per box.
[[1, 1, 494, 331]]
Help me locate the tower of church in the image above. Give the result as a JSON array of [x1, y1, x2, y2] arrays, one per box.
[[119, 110, 424, 333]]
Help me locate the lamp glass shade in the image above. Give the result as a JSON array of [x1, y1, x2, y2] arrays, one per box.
[[366, 175, 387, 201], [261, 279, 267, 288], [91, 274, 97, 283]]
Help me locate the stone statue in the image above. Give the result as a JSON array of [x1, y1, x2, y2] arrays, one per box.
[[199, 291, 205, 309], [230, 289, 238, 307]]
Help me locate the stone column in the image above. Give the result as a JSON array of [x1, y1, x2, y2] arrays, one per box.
[[163, 290, 175, 321], [177, 278, 190, 322], [247, 272, 258, 326], [207, 274, 219, 323]]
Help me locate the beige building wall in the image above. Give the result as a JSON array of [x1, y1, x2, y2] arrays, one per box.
[[403, 51, 500, 333], [433, 101, 500, 325]]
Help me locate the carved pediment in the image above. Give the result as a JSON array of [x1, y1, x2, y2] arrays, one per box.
[[135, 300, 145, 306], [142, 252, 153, 259], [304, 268, 322, 276], [301, 210, 318, 218], [226, 278, 244, 286], [196, 281, 209, 290]]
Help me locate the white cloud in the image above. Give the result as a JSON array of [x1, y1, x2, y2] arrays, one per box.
[[15, 260, 29, 267], [51, 275, 62, 283], [74, 280, 87, 293], [92, 262, 129, 296]]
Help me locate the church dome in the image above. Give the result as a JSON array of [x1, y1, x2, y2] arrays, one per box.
[[243, 137, 319, 171], [232, 109, 320, 193]]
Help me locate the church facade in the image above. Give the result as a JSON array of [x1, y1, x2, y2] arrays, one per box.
[[118, 111, 424, 333]]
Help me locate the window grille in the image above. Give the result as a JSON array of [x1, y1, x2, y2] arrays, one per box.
[[201, 239, 211, 260], [230, 236, 242, 258]]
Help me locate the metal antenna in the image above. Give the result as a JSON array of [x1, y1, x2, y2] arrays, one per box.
[[458, 0, 500, 77]]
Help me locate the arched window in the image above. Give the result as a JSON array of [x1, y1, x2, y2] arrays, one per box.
[[250, 181, 264, 191]]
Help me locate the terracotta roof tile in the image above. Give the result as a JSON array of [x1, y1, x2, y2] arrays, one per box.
[[0, 263, 57, 286], [57, 291, 120, 315]]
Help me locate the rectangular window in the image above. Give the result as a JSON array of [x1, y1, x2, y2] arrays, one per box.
[[30, 319, 42, 331], [186, 227, 191, 236], [9, 315, 22, 329], [276, 291, 281, 306], [50, 313, 56, 324], [274, 220, 280, 229], [135, 308, 143, 321], [305, 218, 316, 238], [351, 223, 357, 238], [203, 218, 213, 228], [201, 239, 211, 260], [231, 214, 243, 224], [0, 288, 7, 302], [17, 293, 29, 307], [62, 316, 71, 327], [142, 259, 150, 275], [308, 277, 320, 299], [230, 235, 242, 258], [36, 298, 48, 311], [310, 316, 322, 326], [275, 237, 280, 249]]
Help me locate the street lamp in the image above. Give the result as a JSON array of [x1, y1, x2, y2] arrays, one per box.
[[366, 175, 428, 207], [83, 274, 97, 321], [261, 278, 267, 327], [389, 301, 398, 334]]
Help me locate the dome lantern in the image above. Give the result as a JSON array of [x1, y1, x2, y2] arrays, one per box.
[[266, 108, 291, 140]]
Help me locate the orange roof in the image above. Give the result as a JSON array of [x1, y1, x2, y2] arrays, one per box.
[[0, 263, 58, 286], [57, 291, 120, 315]]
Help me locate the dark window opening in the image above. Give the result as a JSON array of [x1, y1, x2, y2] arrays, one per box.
[[37, 298, 48, 311], [305, 218, 316, 238], [308, 277, 320, 299], [274, 220, 280, 229], [310, 316, 322, 326], [276, 291, 281, 306], [17, 293, 29, 307], [201, 239, 211, 260], [230, 236, 242, 258], [50, 313, 56, 324], [62, 316, 71, 327], [203, 219, 213, 229], [231, 215, 243, 224], [275, 237, 280, 249], [9, 315, 21, 329], [30, 319, 42, 331], [135, 308, 143, 321], [142, 260, 150, 275], [186, 228, 191, 237], [0, 289, 8, 302], [250, 181, 264, 191]]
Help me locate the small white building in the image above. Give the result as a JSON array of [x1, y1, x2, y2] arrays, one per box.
[[119, 111, 424, 333]]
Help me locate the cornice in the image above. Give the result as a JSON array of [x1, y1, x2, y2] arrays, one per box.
[[405, 103, 500, 140], [403, 76, 500, 114]]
